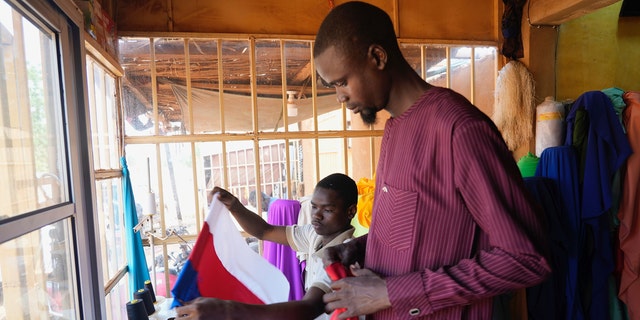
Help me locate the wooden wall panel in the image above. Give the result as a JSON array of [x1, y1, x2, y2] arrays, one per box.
[[529, 0, 619, 25], [115, 0, 496, 41], [398, 0, 497, 41], [117, 0, 392, 35], [171, 0, 333, 35], [116, 0, 170, 32]]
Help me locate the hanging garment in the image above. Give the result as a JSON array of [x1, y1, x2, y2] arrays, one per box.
[[565, 91, 632, 320], [523, 177, 572, 320], [501, 0, 527, 59], [535, 146, 583, 320], [262, 199, 305, 301], [122, 157, 151, 299], [602, 87, 627, 132], [565, 91, 632, 219], [618, 91, 640, 320]]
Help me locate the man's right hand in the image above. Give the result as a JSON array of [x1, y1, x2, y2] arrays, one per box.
[[323, 264, 391, 318], [174, 297, 233, 320]]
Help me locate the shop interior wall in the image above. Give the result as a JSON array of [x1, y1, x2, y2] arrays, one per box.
[[556, 1, 640, 101]]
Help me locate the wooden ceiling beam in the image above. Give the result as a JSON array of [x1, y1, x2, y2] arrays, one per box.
[[528, 0, 620, 25]]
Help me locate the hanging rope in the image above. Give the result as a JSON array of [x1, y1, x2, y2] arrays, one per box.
[[492, 60, 536, 151]]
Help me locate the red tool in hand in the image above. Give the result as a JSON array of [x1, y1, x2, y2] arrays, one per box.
[[325, 262, 358, 320]]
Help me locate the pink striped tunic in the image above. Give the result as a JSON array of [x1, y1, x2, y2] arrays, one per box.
[[363, 87, 551, 319]]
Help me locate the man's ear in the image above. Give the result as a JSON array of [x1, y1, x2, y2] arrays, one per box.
[[348, 203, 358, 219], [369, 44, 387, 70]]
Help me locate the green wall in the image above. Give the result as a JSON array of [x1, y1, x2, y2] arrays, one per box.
[[556, 1, 640, 100]]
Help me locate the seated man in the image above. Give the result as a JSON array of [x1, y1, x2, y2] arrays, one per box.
[[175, 173, 358, 320]]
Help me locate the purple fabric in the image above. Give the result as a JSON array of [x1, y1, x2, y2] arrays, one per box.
[[262, 199, 305, 301]]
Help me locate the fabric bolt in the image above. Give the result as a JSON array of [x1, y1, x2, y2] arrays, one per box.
[[565, 90, 632, 320], [360, 87, 550, 319], [517, 152, 539, 177], [122, 157, 151, 299], [535, 96, 565, 157], [262, 199, 305, 301], [535, 146, 583, 320], [618, 91, 640, 320], [286, 224, 355, 320]]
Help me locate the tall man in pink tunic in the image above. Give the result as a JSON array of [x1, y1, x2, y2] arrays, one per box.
[[315, 2, 552, 319]]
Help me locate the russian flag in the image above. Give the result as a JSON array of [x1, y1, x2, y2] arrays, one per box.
[[171, 194, 290, 307]]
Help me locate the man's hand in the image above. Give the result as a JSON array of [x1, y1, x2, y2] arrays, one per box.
[[174, 297, 232, 320], [211, 187, 244, 213], [323, 264, 391, 319], [323, 240, 365, 269]]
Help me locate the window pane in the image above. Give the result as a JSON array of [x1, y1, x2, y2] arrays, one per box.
[[105, 274, 129, 320], [287, 139, 305, 199], [0, 219, 78, 318], [120, 37, 154, 137], [473, 47, 497, 115], [400, 44, 423, 78], [318, 109, 344, 131], [318, 138, 345, 179], [297, 138, 318, 199], [222, 140, 258, 211], [450, 46, 472, 102], [0, 1, 69, 220], [221, 40, 252, 133], [198, 141, 224, 200], [155, 38, 186, 136], [258, 140, 287, 203], [284, 41, 313, 131], [317, 100, 344, 131], [425, 45, 448, 88], [348, 137, 379, 180], [159, 143, 198, 235], [96, 178, 126, 281], [87, 56, 119, 170], [255, 40, 285, 133], [188, 39, 220, 134], [104, 66, 119, 167], [149, 242, 190, 300]]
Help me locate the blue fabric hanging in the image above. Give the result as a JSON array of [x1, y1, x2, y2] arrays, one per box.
[[122, 157, 151, 299]]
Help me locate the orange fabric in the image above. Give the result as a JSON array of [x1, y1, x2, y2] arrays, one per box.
[[618, 91, 640, 320]]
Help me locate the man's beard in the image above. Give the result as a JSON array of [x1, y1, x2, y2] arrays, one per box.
[[360, 107, 378, 125]]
